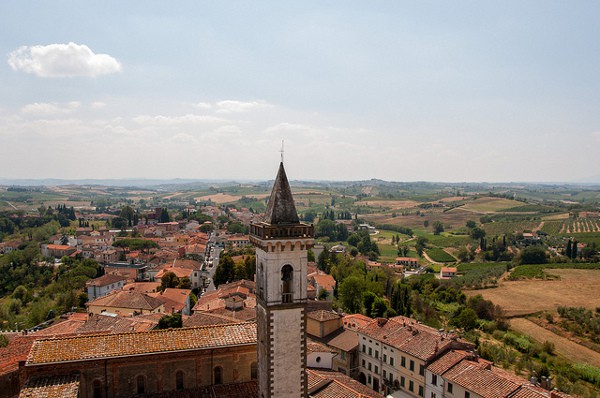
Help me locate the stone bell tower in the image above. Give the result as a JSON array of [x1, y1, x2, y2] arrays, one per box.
[[250, 162, 314, 398]]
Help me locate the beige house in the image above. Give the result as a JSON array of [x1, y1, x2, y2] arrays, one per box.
[[87, 290, 165, 316]]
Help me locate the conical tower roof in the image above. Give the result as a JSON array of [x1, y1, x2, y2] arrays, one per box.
[[263, 162, 300, 225]]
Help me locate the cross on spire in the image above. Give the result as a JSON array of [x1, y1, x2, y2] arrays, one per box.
[[280, 140, 284, 163]]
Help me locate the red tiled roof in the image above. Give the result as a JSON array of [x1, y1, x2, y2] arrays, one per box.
[[327, 330, 358, 352], [0, 335, 38, 376], [183, 313, 242, 327], [308, 310, 341, 322], [307, 340, 336, 354], [149, 288, 190, 312], [444, 360, 520, 398], [86, 273, 127, 287], [307, 369, 385, 398], [26, 322, 257, 365], [87, 290, 164, 311], [76, 313, 158, 333], [19, 374, 80, 398], [310, 274, 336, 291], [427, 349, 471, 375]]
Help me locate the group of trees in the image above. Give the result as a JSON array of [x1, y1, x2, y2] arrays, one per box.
[[212, 254, 256, 287], [315, 219, 349, 242]]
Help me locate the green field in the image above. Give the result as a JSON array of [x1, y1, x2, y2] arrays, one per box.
[[426, 248, 456, 263], [508, 263, 600, 280], [482, 221, 540, 235]]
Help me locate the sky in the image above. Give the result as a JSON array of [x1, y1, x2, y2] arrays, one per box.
[[1, 1, 600, 183]]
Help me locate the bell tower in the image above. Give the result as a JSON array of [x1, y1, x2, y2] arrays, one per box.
[[250, 162, 314, 398]]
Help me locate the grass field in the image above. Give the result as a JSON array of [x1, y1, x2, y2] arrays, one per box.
[[466, 268, 600, 317], [426, 248, 456, 262], [482, 221, 541, 235], [460, 197, 525, 213]]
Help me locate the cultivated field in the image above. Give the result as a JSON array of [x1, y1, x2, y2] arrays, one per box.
[[510, 318, 600, 367], [465, 269, 600, 317]]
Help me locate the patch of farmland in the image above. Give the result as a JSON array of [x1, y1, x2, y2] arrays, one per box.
[[355, 199, 419, 209], [426, 248, 456, 263], [510, 318, 600, 368], [482, 221, 540, 235], [460, 197, 525, 213], [465, 269, 600, 317]]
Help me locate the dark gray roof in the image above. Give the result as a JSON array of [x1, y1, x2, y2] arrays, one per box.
[[263, 162, 300, 225]]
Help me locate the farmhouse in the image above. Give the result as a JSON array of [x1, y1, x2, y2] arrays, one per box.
[[440, 267, 458, 279]]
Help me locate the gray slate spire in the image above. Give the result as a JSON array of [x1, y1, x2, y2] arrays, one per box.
[[264, 162, 300, 225]]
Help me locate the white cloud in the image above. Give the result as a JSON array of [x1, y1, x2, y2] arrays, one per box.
[[193, 102, 213, 109], [91, 102, 106, 109], [20, 101, 81, 116], [7, 42, 121, 77], [215, 100, 271, 113], [132, 114, 227, 125]]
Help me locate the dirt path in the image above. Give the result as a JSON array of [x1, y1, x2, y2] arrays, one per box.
[[510, 318, 600, 367], [422, 251, 443, 265]]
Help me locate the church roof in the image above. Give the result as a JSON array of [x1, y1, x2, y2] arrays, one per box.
[[263, 162, 300, 225]]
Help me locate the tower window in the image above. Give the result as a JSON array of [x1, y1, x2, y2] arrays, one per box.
[[281, 264, 293, 303], [251, 362, 258, 380]]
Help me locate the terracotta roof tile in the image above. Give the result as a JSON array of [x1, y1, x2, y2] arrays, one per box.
[[326, 330, 358, 352], [26, 322, 257, 365], [307, 369, 385, 398], [87, 290, 164, 311], [427, 350, 471, 375], [19, 375, 79, 398], [308, 310, 341, 322], [444, 360, 520, 398], [86, 274, 127, 287]]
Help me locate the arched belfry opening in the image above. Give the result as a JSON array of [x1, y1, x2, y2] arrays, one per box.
[[281, 264, 293, 303]]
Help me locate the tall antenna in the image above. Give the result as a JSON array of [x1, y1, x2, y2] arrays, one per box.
[[280, 140, 284, 163]]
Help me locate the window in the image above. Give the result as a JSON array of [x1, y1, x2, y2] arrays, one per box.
[[383, 354, 387, 363], [375, 365, 378, 374], [214, 366, 223, 385], [369, 347, 372, 356], [401, 356, 406, 367], [176, 371, 184, 391], [419, 385, 424, 397], [251, 362, 258, 380], [390, 357, 394, 366], [409, 380, 414, 392], [362, 359, 366, 367], [281, 264, 293, 303], [400, 376, 405, 387], [362, 345, 366, 353], [368, 375, 371, 384], [341, 351, 346, 360], [368, 362, 372, 371], [431, 374, 437, 385], [419, 364, 424, 376], [465, 392, 470, 398], [448, 382, 453, 393], [136, 375, 145, 395], [383, 370, 387, 378], [410, 360, 415, 371], [92, 380, 102, 398], [375, 350, 379, 359], [432, 393, 437, 398]]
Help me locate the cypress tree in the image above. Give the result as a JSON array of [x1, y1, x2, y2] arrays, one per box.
[[572, 240, 578, 259], [566, 239, 572, 258]]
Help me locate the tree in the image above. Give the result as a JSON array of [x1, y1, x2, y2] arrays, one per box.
[[451, 307, 479, 331], [213, 254, 235, 287], [566, 239, 572, 258], [371, 296, 388, 318], [519, 246, 548, 265], [158, 313, 182, 329], [470, 227, 486, 240], [317, 287, 329, 301], [433, 221, 444, 235], [339, 276, 365, 314], [572, 240, 578, 259], [161, 272, 179, 290], [466, 220, 477, 229]]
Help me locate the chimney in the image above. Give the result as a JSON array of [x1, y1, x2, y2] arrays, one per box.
[[377, 318, 388, 327]]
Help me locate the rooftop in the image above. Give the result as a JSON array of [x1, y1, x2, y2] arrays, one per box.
[[18, 375, 80, 398], [26, 322, 257, 365]]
